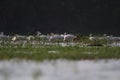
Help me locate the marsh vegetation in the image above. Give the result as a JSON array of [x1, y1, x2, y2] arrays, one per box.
[[0, 32, 120, 60], [0, 45, 120, 60]]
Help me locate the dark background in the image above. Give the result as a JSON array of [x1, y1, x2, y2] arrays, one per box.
[[0, 0, 120, 35]]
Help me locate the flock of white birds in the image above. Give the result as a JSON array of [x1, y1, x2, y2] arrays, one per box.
[[0, 31, 77, 42], [0, 31, 120, 44], [89, 33, 120, 42]]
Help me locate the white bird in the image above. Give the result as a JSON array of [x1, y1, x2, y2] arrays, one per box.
[[27, 35, 35, 41], [49, 33, 64, 41], [0, 32, 9, 40], [36, 31, 41, 36], [11, 34, 28, 41], [106, 35, 120, 42], [62, 32, 76, 42], [36, 31, 50, 41], [89, 33, 95, 40]]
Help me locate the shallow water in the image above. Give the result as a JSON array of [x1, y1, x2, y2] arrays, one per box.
[[0, 59, 120, 80]]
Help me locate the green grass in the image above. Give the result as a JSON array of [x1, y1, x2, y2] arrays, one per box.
[[0, 45, 120, 61]]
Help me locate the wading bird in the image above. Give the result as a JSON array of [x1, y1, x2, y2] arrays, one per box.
[[0, 32, 10, 41], [62, 32, 76, 42]]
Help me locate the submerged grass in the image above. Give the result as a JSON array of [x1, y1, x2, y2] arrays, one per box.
[[0, 45, 120, 61]]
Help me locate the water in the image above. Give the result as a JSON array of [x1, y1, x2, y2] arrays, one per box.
[[0, 59, 120, 80]]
